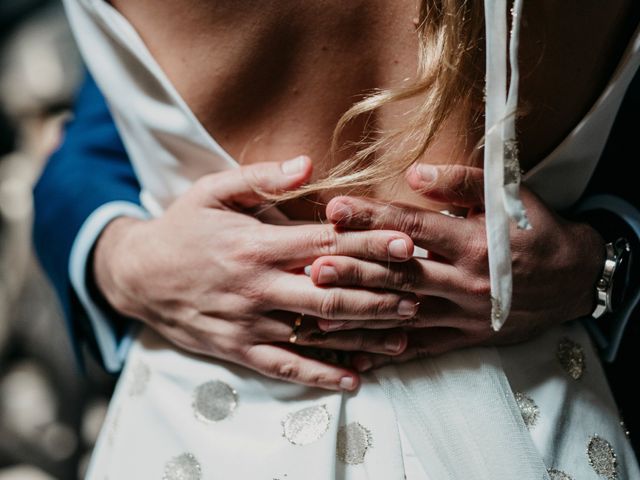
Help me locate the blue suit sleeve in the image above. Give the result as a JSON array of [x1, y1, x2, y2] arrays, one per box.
[[571, 66, 640, 363], [33, 72, 142, 371]]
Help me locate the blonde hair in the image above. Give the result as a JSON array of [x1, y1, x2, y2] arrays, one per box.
[[276, 0, 485, 201]]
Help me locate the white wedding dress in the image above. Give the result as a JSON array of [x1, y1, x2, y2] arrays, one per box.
[[63, 0, 640, 478]]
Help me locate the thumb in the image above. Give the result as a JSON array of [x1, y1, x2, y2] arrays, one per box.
[[194, 156, 312, 209], [406, 164, 485, 208]]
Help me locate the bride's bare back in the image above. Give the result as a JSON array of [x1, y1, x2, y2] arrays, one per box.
[[112, 0, 638, 219]]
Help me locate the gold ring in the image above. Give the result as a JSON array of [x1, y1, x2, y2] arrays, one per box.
[[289, 314, 304, 344]]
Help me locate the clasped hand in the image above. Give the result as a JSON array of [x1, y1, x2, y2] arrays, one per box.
[[313, 164, 605, 372], [94, 157, 605, 391], [95, 156, 418, 392]]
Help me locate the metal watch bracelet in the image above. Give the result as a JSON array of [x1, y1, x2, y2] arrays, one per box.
[[591, 237, 631, 320]]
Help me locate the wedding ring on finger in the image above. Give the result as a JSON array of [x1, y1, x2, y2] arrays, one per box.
[[289, 313, 304, 344]]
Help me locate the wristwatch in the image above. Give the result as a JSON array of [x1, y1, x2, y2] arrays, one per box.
[[591, 237, 632, 320]]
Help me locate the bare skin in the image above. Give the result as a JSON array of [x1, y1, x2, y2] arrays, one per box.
[[95, 158, 418, 391], [95, 0, 639, 388], [316, 165, 606, 371], [111, 0, 639, 210]]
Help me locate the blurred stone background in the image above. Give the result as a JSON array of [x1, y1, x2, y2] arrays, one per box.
[[1, 1, 115, 478]]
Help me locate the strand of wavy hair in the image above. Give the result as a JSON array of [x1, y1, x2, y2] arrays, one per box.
[[271, 0, 484, 202]]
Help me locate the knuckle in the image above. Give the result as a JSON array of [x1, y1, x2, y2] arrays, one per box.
[[356, 206, 375, 226], [319, 291, 341, 319], [346, 262, 364, 285], [463, 236, 489, 265], [213, 336, 238, 359], [371, 297, 388, 319], [272, 361, 300, 381], [314, 228, 339, 256], [350, 334, 367, 351], [236, 288, 264, 313], [236, 235, 269, 264], [401, 210, 426, 239], [365, 233, 388, 259]]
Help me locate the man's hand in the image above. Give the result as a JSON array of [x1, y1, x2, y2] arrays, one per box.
[[93, 157, 420, 390], [309, 164, 606, 371]]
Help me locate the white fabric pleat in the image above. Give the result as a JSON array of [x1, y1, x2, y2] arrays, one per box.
[[503, 0, 529, 228], [483, 0, 531, 331], [375, 349, 550, 480]]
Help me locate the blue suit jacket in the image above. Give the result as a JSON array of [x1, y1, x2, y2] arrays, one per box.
[[33, 73, 140, 368]]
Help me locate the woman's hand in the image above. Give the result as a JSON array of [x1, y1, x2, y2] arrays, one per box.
[[309, 164, 606, 371], [93, 157, 420, 390]]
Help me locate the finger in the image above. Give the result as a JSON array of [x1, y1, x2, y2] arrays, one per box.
[[309, 256, 463, 298], [249, 312, 405, 355], [252, 311, 408, 356], [267, 274, 420, 321], [244, 343, 359, 391], [193, 156, 312, 210], [350, 328, 473, 372], [406, 164, 485, 208], [325, 196, 469, 259], [315, 298, 468, 332], [295, 327, 408, 356], [265, 225, 415, 268]]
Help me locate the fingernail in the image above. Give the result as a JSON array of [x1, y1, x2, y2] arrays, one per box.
[[281, 156, 308, 176], [416, 164, 438, 183], [339, 376, 355, 390], [317, 265, 338, 284], [331, 203, 352, 223], [385, 333, 405, 353], [388, 239, 409, 259], [398, 298, 418, 316], [354, 356, 373, 372]]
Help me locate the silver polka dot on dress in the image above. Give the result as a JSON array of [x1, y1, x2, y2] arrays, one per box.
[[557, 337, 585, 380], [192, 380, 238, 423], [282, 404, 330, 446], [547, 468, 573, 480], [128, 361, 151, 396], [587, 435, 618, 480], [337, 422, 373, 465], [514, 391, 539, 429], [163, 453, 202, 480]]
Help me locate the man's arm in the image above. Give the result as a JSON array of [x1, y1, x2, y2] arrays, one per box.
[[572, 66, 640, 362], [33, 72, 146, 372]]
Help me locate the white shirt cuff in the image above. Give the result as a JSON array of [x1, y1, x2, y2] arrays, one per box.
[[69, 201, 149, 372]]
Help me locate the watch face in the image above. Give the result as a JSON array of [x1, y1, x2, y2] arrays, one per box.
[[611, 240, 632, 311]]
